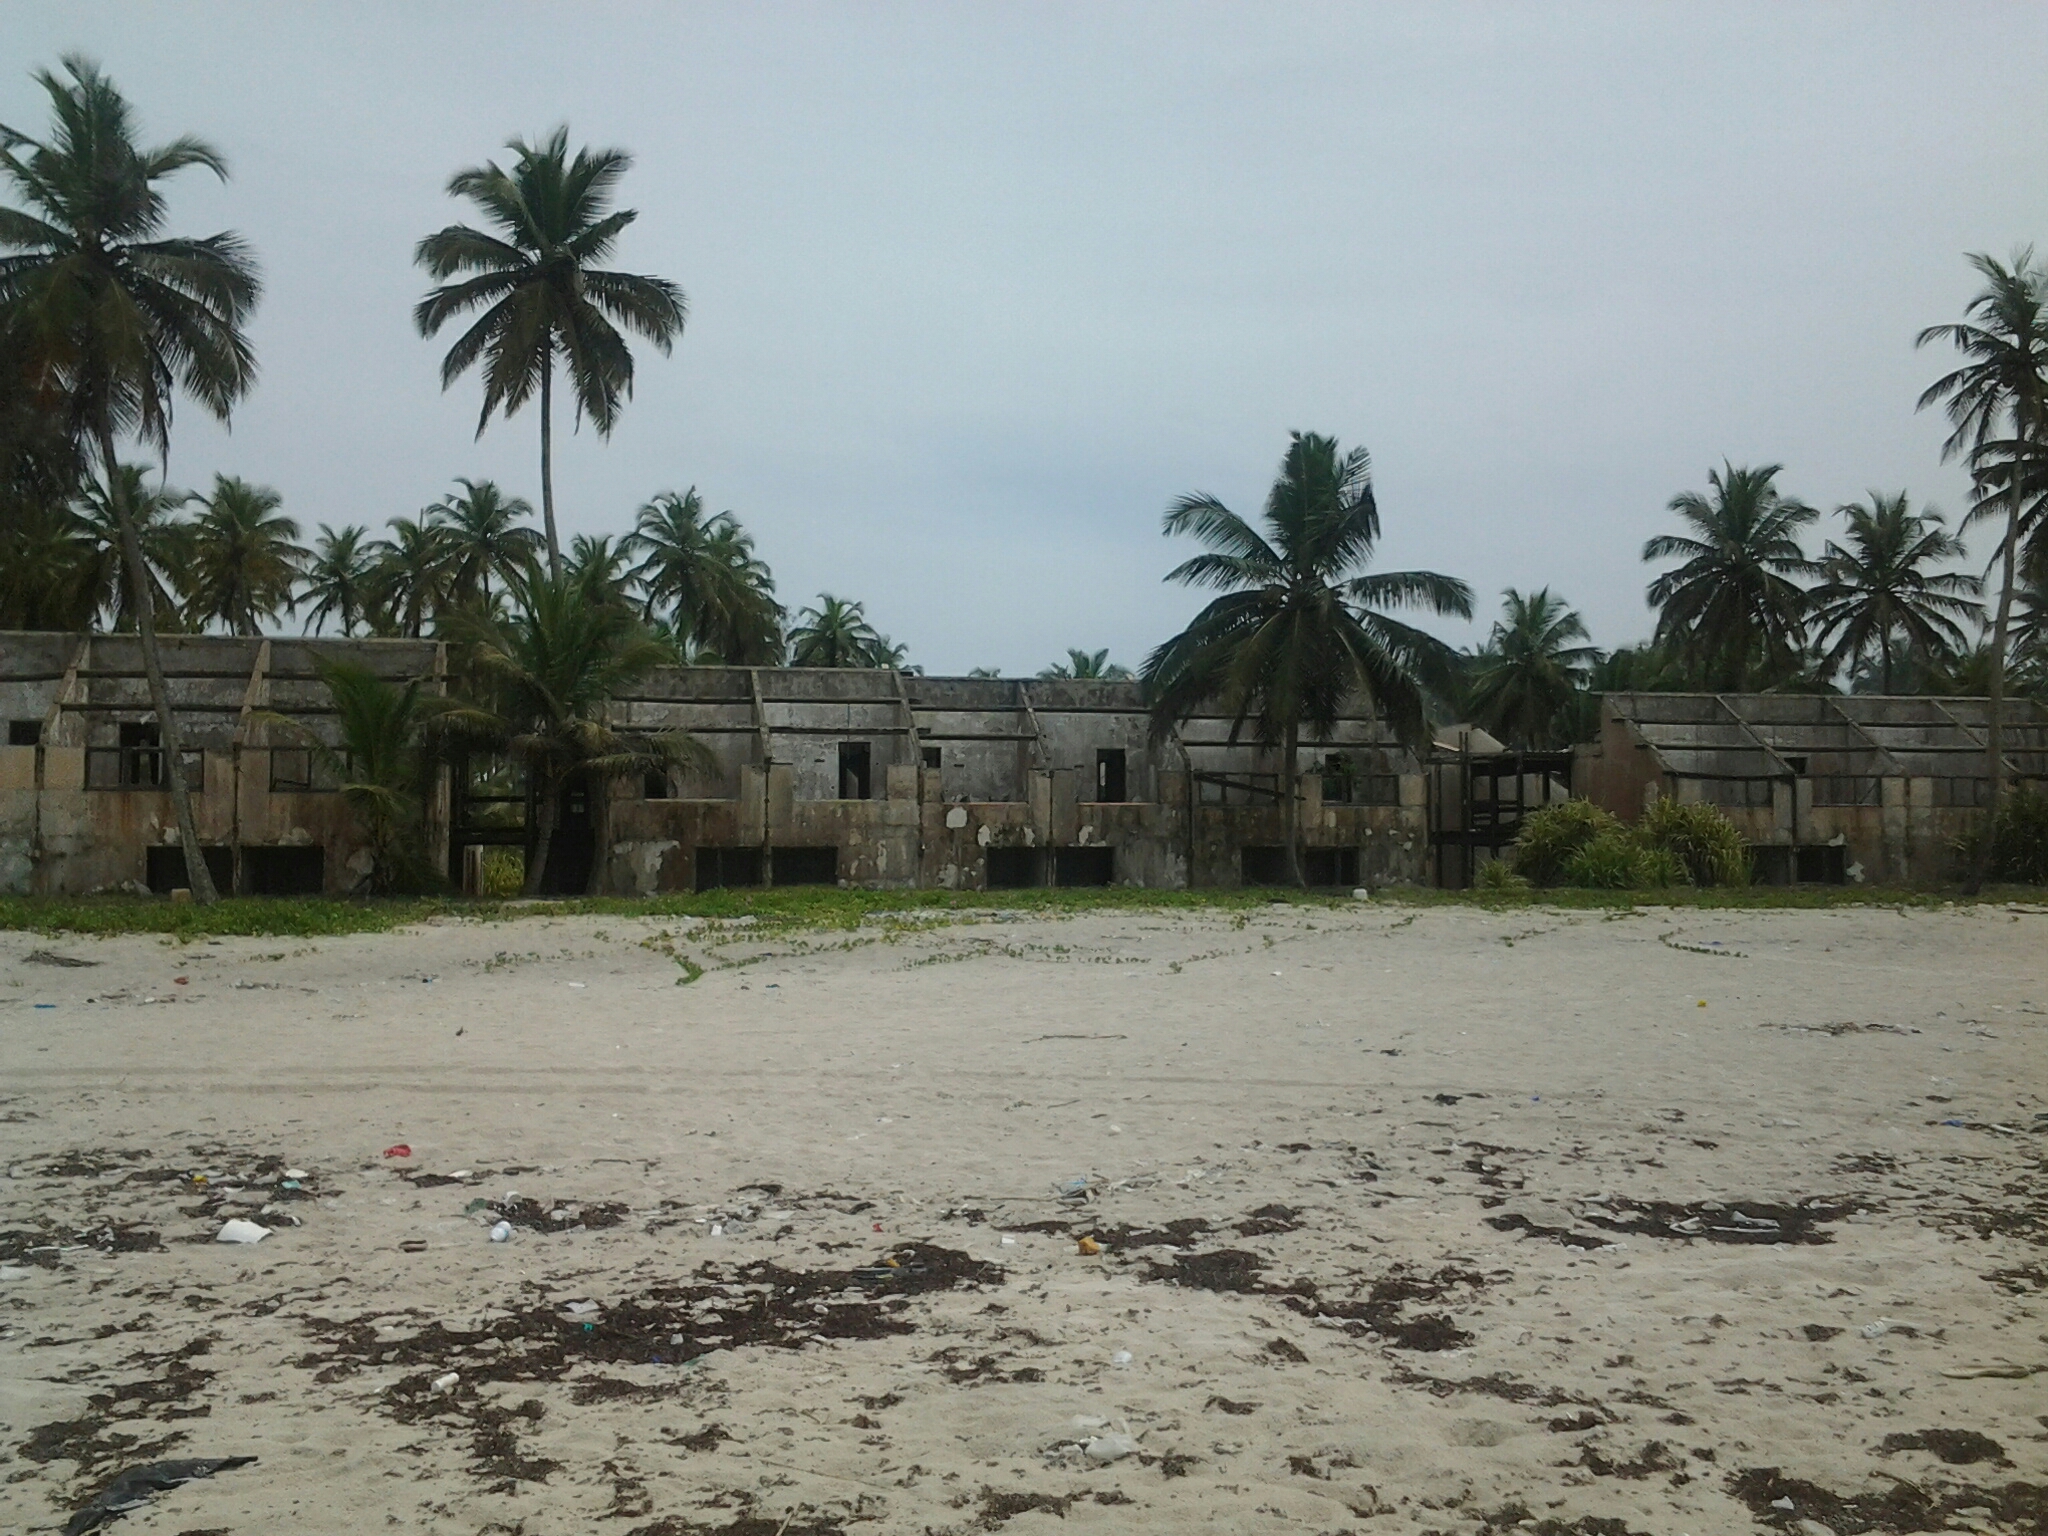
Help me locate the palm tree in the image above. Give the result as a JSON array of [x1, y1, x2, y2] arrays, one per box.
[[443, 564, 710, 895], [565, 532, 633, 606], [1643, 463, 1819, 690], [264, 660, 444, 893], [1143, 431, 1472, 886], [72, 464, 191, 631], [369, 515, 455, 638], [0, 500, 96, 630], [302, 524, 376, 636], [414, 128, 686, 577], [182, 474, 304, 635], [427, 477, 541, 613], [1807, 492, 1980, 693], [626, 488, 783, 664], [1465, 588, 1601, 748], [788, 594, 891, 668], [1917, 250, 2048, 850], [1039, 648, 1132, 680], [0, 57, 261, 902]]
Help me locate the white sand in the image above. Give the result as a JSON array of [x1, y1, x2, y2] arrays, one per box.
[[0, 901, 2043, 1535]]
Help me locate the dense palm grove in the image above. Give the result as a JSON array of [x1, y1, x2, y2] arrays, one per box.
[[3, 57, 2047, 899]]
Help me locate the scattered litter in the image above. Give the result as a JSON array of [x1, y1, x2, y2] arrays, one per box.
[[399, 1240, 427, 1254], [1111, 1349, 1133, 1366], [567, 982, 586, 989], [1939, 1362, 2046, 1379], [33, 1003, 54, 1009], [215, 1219, 269, 1244], [283, 1168, 308, 1180], [0, 1264, 30, 1281], [489, 1221, 512, 1243], [566, 1300, 600, 1315], [449, 1169, 472, 1179], [431, 1371, 459, 1393], [1076, 1236, 1102, 1256], [1000, 1236, 1017, 1246], [383, 1144, 412, 1159], [61, 1456, 256, 1536], [1860, 1319, 1900, 1339], [1084, 1432, 1140, 1463]]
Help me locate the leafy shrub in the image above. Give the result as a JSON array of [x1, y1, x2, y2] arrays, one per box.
[[1512, 799, 1620, 886], [1475, 859, 1532, 896], [1564, 828, 1649, 889], [1988, 788, 2048, 884], [1637, 796, 1749, 887], [1634, 844, 1690, 889]]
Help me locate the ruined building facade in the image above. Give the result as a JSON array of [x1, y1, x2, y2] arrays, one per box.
[[0, 633, 1428, 896]]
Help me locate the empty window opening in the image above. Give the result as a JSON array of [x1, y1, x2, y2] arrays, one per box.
[[8, 720, 41, 747], [270, 748, 315, 792], [644, 769, 672, 800], [838, 741, 872, 800], [1932, 776, 1992, 809], [1051, 845, 1115, 887], [1093, 748, 1127, 803], [1320, 755, 1354, 803], [695, 846, 764, 891], [244, 846, 324, 895], [922, 746, 942, 771], [985, 846, 1041, 889], [1241, 846, 1360, 887], [1697, 777, 1776, 809], [772, 845, 839, 886], [1811, 775, 1881, 808]]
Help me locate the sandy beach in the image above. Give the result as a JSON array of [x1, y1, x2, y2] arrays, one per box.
[[1, 899, 2043, 1535]]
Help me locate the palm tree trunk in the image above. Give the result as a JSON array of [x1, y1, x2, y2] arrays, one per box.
[[1281, 720, 1304, 888], [539, 356, 562, 580], [1880, 632, 1894, 695], [95, 429, 219, 904], [587, 775, 610, 896], [524, 769, 556, 896], [1966, 500, 2020, 893]]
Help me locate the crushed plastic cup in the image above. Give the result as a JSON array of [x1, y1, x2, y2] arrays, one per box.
[[489, 1220, 512, 1243], [215, 1218, 270, 1244], [383, 1144, 412, 1159], [283, 1168, 309, 1180], [432, 1371, 459, 1393], [1084, 1433, 1139, 1463], [1111, 1350, 1133, 1366]]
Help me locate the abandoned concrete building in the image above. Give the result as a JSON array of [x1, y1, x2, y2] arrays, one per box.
[[3, 633, 2039, 896], [0, 633, 1426, 896]]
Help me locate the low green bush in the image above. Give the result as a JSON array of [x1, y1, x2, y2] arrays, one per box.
[[1475, 859, 1532, 896], [1981, 787, 2048, 885], [1511, 799, 1620, 886], [1636, 796, 1749, 887]]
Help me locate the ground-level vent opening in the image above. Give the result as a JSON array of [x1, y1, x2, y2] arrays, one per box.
[[695, 846, 764, 891], [985, 846, 1042, 889], [243, 845, 324, 896], [1751, 844, 1847, 886], [1051, 846, 1115, 887], [1242, 845, 1359, 887], [145, 844, 233, 895], [772, 846, 839, 886]]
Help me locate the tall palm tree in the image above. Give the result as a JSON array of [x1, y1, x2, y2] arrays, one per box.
[[182, 474, 303, 635], [1143, 432, 1472, 886], [427, 477, 541, 613], [302, 523, 376, 637], [442, 564, 709, 895], [1465, 588, 1601, 748], [626, 488, 783, 664], [565, 531, 634, 606], [1917, 250, 2048, 850], [72, 463, 190, 631], [369, 515, 455, 638], [1039, 647, 1132, 680], [414, 128, 686, 576], [0, 56, 261, 902], [0, 499, 96, 630], [1643, 463, 1819, 691], [788, 594, 891, 668], [1808, 492, 1980, 693]]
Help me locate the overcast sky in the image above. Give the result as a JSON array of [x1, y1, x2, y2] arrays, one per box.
[[6, 3, 2047, 673]]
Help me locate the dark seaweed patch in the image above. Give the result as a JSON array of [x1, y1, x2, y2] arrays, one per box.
[[1729, 1467, 2048, 1533], [1878, 1429, 2007, 1466]]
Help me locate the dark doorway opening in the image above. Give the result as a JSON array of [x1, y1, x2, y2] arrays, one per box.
[[1750, 844, 1848, 886], [1052, 846, 1115, 887], [1241, 846, 1289, 885], [146, 844, 233, 895], [540, 782, 595, 894], [1093, 748, 1127, 803], [772, 846, 839, 886], [8, 720, 41, 746], [838, 741, 872, 800], [695, 845, 764, 891], [985, 846, 1042, 889], [244, 845, 324, 895]]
